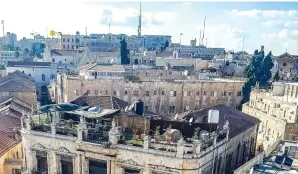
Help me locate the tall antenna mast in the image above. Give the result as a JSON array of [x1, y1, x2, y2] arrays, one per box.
[[1, 20, 4, 37], [108, 23, 111, 34], [242, 36, 245, 59], [202, 16, 206, 46], [138, 2, 142, 38], [85, 27, 88, 36], [199, 29, 202, 46]]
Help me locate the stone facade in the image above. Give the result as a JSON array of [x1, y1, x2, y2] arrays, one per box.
[[242, 82, 298, 153], [276, 52, 298, 81], [21, 112, 258, 174], [52, 73, 244, 115]]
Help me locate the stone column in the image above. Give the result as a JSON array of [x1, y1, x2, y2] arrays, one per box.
[[51, 123, 56, 136], [193, 140, 201, 155], [109, 119, 121, 145], [25, 115, 32, 132], [77, 124, 83, 142], [176, 138, 185, 158], [143, 135, 150, 150]]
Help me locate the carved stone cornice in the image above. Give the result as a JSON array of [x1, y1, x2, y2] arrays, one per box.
[[31, 143, 46, 150], [57, 147, 70, 153], [116, 159, 141, 167], [148, 164, 178, 173]]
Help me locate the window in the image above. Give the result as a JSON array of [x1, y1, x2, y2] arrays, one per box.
[[63, 38, 65, 42], [67, 45, 69, 49], [145, 91, 150, 96], [222, 91, 226, 96], [145, 106, 149, 112], [16, 151, 19, 159], [52, 58, 55, 62], [124, 168, 140, 174], [237, 92, 242, 96], [12, 169, 21, 174], [203, 91, 207, 96], [67, 38, 69, 42], [280, 68, 283, 71], [105, 90, 108, 95], [283, 63, 287, 66], [211, 91, 215, 96], [75, 90, 79, 96], [170, 91, 177, 97], [42, 74, 45, 81], [59, 61, 62, 64], [95, 90, 99, 96], [63, 45, 65, 49], [169, 106, 176, 114], [169, 71, 172, 75], [154, 91, 157, 95], [229, 92, 233, 96], [196, 91, 200, 96], [124, 91, 128, 95], [113, 91, 117, 95], [132, 91, 139, 96], [161, 91, 165, 95], [87, 90, 90, 94], [184, 91, 191, 96]]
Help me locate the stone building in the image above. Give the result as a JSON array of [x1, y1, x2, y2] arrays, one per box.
[[275, 52, 298, 81], [0, 70, 37, 108], [21, 96, 259, 174], [51, 72, 244, 115], [242, 82, 298, 153]]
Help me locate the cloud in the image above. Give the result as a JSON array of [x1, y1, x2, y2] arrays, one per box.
[[262, 20, 284, 27], [226, 9, 298, 18], [262, 20, 298, 28]]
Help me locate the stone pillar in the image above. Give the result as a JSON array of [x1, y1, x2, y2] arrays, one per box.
[[226, 129, 230, 141], [51, 123, 56, 136], [176, 138, 185, 158], [77, 124, 83, 142], [143, 135, 150, 150], [213, 132, 217, 146], [193, 140, 201, 154], [25, 115, 32, 132], [109, 119, 121, 145]]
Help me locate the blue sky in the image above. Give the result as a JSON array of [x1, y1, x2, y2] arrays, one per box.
[[1, 1, 298, 55]]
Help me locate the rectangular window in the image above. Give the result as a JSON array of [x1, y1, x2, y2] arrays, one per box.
[[105, 90, 108, 95], [169, 106, 176, 114], [211, 91, 215, 96], [145, 106, 149, 112], [203, 91, 207, 96], [132, 91, 139, 96], [229, 92, 233, 96], [124, 168, 140, 174], [237, 91, 242, 96], [113, 91, 117, 96], [12, 169, 21, 174], [145, 91, 150, 96], [222, 91, 226, 96], [86, 90, 90, 95], [60, 155, 73, 174], [124, 91, 128, 95], [75, 90, 79, 96], [170, 91, 177, 97], [161, 91, 165, 95], [154, 91, 157, 95], [95, 90, 98, 96], [196, 91, 200, 96]]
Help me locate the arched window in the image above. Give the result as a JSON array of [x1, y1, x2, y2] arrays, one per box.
[[42, 74, 45, 81]]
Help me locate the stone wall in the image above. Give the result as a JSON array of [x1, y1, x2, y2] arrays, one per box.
[[56, 74, 244, 115], [285, 123, 298, 141]]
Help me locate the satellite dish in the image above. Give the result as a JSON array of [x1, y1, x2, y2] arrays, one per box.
[[189, 117, 193, 123], [88, 106, 101, 113]]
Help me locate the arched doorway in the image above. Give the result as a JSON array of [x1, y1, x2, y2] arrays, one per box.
[[134, 59, 139, 65], [40, 85, 50, 106]]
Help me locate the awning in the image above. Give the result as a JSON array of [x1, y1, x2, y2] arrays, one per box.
[[64, 109, 120, 118]]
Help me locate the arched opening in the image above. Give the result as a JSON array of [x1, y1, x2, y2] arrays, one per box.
[[42, 74, 46, 81], [41, 85, 48, 96], [134, 59, 139, 65]]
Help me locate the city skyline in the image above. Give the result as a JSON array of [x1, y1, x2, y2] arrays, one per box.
[[0, 1, 298, 55]]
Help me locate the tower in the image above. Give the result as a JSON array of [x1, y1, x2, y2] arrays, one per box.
[[1, 20, 4, 37], [138, 2, 142, 38]]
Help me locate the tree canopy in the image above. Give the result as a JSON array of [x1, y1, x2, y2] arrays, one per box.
[[120, 38, 130, 65], [241, 47, 274, 106]]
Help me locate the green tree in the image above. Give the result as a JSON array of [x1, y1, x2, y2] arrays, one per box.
[[14, 47, 21, 59], [2, 44, 14, 51], [273, 71, 280, 82], [259, 51, 274, 86], [241, 48, 273, 106], [120, 38, 130, 64], [0, 65, 5, 70]]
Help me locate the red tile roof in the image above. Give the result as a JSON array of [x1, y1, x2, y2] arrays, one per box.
[[0, 115, 21, 156]]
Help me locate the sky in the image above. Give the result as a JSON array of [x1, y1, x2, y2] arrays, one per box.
[[1, 1, 298, 55]]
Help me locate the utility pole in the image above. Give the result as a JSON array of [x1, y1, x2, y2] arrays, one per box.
[[202, 16, 206, 46], [1, 20, 4, 37], [242, 36, 245, 59]]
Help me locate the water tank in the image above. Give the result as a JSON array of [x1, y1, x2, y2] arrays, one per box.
[[208, 109, 219, 123]]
